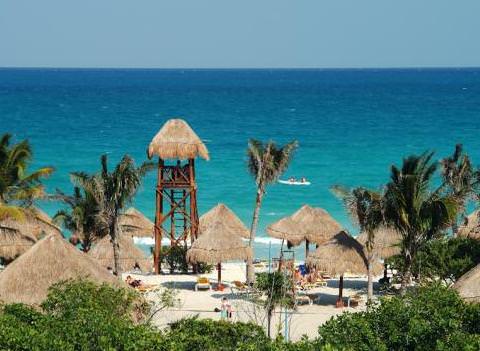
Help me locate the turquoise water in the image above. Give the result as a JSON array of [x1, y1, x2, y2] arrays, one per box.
[[1, 68, 480, 260]]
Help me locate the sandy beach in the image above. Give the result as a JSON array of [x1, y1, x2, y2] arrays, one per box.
[[124, 262, 381, 341]]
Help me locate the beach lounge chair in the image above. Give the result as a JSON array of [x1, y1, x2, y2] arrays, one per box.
[[195, 277, 211, 291], [295, 292, 314, 305], [347, 293, 362, 308]]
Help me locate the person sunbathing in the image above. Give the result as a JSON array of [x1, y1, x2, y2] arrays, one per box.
[[125, 275, 142, 288]]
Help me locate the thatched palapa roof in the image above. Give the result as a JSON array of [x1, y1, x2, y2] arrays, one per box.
[[267, 205, 342, 246], [148, 119, 209, 160], [453, 264, 480, 303], [0, 208, 62, 262], [119, 207, 154, 238], [0, 220, 37, 262], [458, 211, 480, 240], [186, 221, 252, 264], [89, 235, 152, 272], [0, 235, 120, 305], [306, 231, 382, 276], [356, 227, 402, 259], [199, 203, 250, 239]]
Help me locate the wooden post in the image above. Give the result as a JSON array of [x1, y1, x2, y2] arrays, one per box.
[[154, 159, 164, 274], [217, 262, 222, 285], [336, 275, 344, 307], [305, 239, 309, 258]]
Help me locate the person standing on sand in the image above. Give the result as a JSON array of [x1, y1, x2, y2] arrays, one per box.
[[220, 297, 232, 320]]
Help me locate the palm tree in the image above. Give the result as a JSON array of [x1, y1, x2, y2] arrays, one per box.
[[0, 133, 53, 220], [73, 154, 153, 275], [331, 186, 383, 301], [384, 152, 457, 293], [255, 271, 294, 338], [440, 144, 476, 236], [246, 139, 298, 284], [53, 186, 103, 252]]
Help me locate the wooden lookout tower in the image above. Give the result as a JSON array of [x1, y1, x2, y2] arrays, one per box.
[[147, 119, 209, 273]]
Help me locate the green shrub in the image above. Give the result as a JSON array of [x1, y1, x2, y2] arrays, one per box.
[[317, 283, 479, 351]]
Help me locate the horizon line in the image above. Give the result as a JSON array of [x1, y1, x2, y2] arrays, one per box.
[[1, 65, 480, 71]]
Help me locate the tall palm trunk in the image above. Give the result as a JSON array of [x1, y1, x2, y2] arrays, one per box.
[[400, 251, 412, 295], [267, 307, 273, 338], [247, 188, 264, 284], [111, 218, 121, 276], [367, 254, 374, 302]]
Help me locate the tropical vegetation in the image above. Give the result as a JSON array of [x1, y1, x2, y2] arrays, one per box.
[[331, 186, 383, 301], [71, 154, 153, 275], [383, 152, 458, 292], [0, 133, 53, 221], [246, 139, 298, 284]]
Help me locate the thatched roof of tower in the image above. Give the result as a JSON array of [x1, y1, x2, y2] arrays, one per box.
[[356, 227, 402, 259], [147, 119, 209, 160], [453, 264, 480, 303], [458, 210, 480, 240], [0, 235, 120, 305], [119, 207, 154, 238], [89, 235, 152, 273], [199, 203, 250, 239], [306, 231, 382, 276], [186, 221, 252, 264], [267, 205, 342, 246]]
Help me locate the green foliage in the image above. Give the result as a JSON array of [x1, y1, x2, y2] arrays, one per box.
[[0, 279, 163, 350], [72, 154, 153, 274], [160, 245, 189, 273], [160, 245, 213, 274], [317, 283, 480, 351], [53, 186, 103, 252], [0, 133, 54, 224], [255, 271, 295, 337], [383, 152, 458, 289], [164, 317, 271, 350], [414, 236, 480, 283]]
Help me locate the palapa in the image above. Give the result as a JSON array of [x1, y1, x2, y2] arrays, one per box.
[[187, 220, 252, 285], [0, 208, 62, 262], [0, 234, 120, 305], [457, 210, 480, 240], [453, 264, 480, 303], [356, 227, 402, 259], [147, 119, 209, 160], [199, 203, 250, 239], [267, 205, 342, 256], [0, 220, 37, 262], [89, 235, 152, 273], [119, 207, 154, 238], [306, 231, 382, 305]]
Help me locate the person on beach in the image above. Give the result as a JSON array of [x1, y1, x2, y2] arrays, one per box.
[[220, 297, 232, 320]]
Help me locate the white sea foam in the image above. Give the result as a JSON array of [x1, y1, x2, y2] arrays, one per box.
[[134, 236, 282, 246]]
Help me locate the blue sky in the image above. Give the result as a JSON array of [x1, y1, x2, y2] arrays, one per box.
[[1, 0, 479, 68]]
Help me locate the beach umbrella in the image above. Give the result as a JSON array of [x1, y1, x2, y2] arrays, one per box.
[[0, 208, 62, 262], [356, 227, 402, 259], [453, 264, 480, 303], [306, 231, 382, 307], [119, 207, 154, 238], [457, 210, 480, 240], [147, 118, 209, 161], [267, 205, 342, 257], [199, 203, 250, 239], [356, 227, 402, 281], [0, 219, 37, 262], [89, 235, 152, 273], [186, 220, 252, 286], [0, 234, 120, 305]]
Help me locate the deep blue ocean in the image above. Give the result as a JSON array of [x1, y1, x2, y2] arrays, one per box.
[[1, 68, 479, 259]]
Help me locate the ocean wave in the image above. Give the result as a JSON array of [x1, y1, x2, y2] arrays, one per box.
[[134, 236, 283, 246]]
